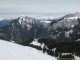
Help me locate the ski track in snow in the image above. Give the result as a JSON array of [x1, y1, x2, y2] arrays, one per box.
[[0, 40, 57, 60]]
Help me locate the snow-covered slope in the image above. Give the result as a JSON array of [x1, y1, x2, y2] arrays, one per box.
[[0, 39, 56, 60]]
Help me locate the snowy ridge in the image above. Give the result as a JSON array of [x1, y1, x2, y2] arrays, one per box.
[[48, 13, 80, 41], [63, 12, 80, 20], [52, 19, 79, 30], [0, 39, 56, 60], [52, 12, 80, 29], [64, 16, 79, 20], [18, 16, 41, 30]]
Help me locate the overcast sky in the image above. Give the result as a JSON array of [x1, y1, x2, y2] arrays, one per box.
[[0, 0, 80, 18]]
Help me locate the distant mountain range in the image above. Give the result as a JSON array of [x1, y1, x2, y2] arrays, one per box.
[[0, 12, 80, 43], [0, 18, 14, 27]]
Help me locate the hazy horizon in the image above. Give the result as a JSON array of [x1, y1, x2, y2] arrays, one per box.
[[0, 0, 80, 18]]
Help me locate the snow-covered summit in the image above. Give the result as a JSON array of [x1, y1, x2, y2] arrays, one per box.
[[50, 12, 80, 29], [62, 12, 80, 20], [19, 15, 25, 19], [20, 14, 25, 17], [19, 15, 34, 24]]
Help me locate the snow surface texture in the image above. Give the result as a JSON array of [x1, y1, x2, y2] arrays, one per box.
[[0, 40, 57, 60]]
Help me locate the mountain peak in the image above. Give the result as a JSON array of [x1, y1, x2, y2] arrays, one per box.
[[62, 12, 80, 20], [19, 15, 25, 19], [75, 12, 80, 17], [75, 12, 80, 14]]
